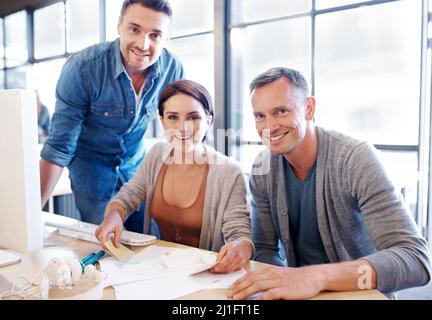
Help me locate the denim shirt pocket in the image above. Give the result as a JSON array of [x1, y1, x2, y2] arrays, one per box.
[[90, 104, 126, 130], [91, 104, 124, 117]]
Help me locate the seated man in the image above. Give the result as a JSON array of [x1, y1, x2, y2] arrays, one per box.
[[229, 67, 431, 300]]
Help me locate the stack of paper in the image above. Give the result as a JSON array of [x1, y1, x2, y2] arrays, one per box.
[[98, 246, 246, 300]]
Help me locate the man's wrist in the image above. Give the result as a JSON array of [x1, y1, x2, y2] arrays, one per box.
[[307, 264, 329, 293]]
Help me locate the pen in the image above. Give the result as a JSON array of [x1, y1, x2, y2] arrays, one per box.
[[80, 250, 105, 272]]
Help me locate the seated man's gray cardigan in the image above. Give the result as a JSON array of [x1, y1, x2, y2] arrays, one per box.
[[111, 142, 254, 253], [250, 126, 431, 294]]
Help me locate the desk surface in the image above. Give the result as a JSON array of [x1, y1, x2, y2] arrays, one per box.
[[0, 230, 387, 300]]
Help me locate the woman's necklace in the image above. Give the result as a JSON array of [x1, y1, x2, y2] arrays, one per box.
[[168, 146, 207, 242], [170, 164, 205, 242]]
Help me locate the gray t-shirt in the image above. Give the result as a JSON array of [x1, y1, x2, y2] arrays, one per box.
[[285, 159, 329, 266]]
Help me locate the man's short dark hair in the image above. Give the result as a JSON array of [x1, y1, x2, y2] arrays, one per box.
[[120, 0, 172, 18], [249, 67, 309, 100]]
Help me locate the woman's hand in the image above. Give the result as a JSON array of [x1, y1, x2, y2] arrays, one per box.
[[95, 205, 125, 249], [210, 240, 253, 274]]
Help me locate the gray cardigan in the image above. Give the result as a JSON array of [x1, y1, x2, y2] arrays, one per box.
[[111, 142, 253, 252], [250, 127, 431, 294]]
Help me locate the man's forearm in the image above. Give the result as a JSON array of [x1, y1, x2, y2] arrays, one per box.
[[40, 159, 64, 208], [312, 259, 377, 292]]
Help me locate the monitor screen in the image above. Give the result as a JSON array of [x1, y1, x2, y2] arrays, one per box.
[[0, 89, 43, 254]]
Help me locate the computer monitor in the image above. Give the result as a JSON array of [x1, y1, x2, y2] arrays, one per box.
[[0, 89, 43, 263]]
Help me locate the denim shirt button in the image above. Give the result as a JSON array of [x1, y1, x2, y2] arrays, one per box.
[[130, 111, 134, 115], [281, 210, 287, 215], [104, 112, 109, 117]]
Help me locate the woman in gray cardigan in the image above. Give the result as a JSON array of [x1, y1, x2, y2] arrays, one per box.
[[96, 80, 254, 273]]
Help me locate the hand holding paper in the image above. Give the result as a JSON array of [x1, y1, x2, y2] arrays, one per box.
[[104, 239, 135, 263]]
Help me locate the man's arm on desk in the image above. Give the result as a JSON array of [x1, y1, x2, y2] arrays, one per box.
[[40, 159, 64, 208], [228, 259, 377, 300]]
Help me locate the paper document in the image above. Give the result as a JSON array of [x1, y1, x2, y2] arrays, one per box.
[[100, 247, 217, 278], [161, 248, 217, 275], [114, 276, 204, 300], [128, 246, 217, 272], [189, 269, 246, 289], [112, 269, 246, 300], [99, 245, 244, 300], [127, 246, 178, 264], [100, 256, 180, 287]]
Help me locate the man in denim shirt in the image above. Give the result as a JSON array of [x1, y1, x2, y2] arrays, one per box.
[[40, 0, 184, 233]]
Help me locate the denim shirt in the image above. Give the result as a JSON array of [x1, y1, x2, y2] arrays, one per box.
[[41, 39, 184, 200]]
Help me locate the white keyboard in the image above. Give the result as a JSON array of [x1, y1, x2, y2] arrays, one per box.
[[42, 211, 157, 246]]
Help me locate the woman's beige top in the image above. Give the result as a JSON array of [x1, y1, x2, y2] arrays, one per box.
[[150, 163, 209, 247]]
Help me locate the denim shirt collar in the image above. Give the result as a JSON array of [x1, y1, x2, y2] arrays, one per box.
[[113, 38, 161, 81]]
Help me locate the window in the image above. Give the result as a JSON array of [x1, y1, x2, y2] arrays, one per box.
[[5, 65, 29, 89], [167, 34, 215, 97], [313, 0, 423, 220], [316, 0, 375, 10], [29, 59, 66, 115], [378, 150, 419, 218], [231, 0, 310, 23], [33, 0, 101, 59], [167, 0, 215, 97], [4, 11, 27, 68], [0, 18, 4, 70], [0, 70, 4, 89], [230, 18, 311, 144], [170, 0, 214, 37], [314, 1, 422, 145], [229, 0, 426, 227], [66, 0, 100, 52], [34, 2, 65, 58], [105, 0, 124, 41]]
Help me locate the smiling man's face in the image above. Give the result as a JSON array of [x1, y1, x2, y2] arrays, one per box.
[[118, 4, 170, 74], [251, 77, 313, 156]]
